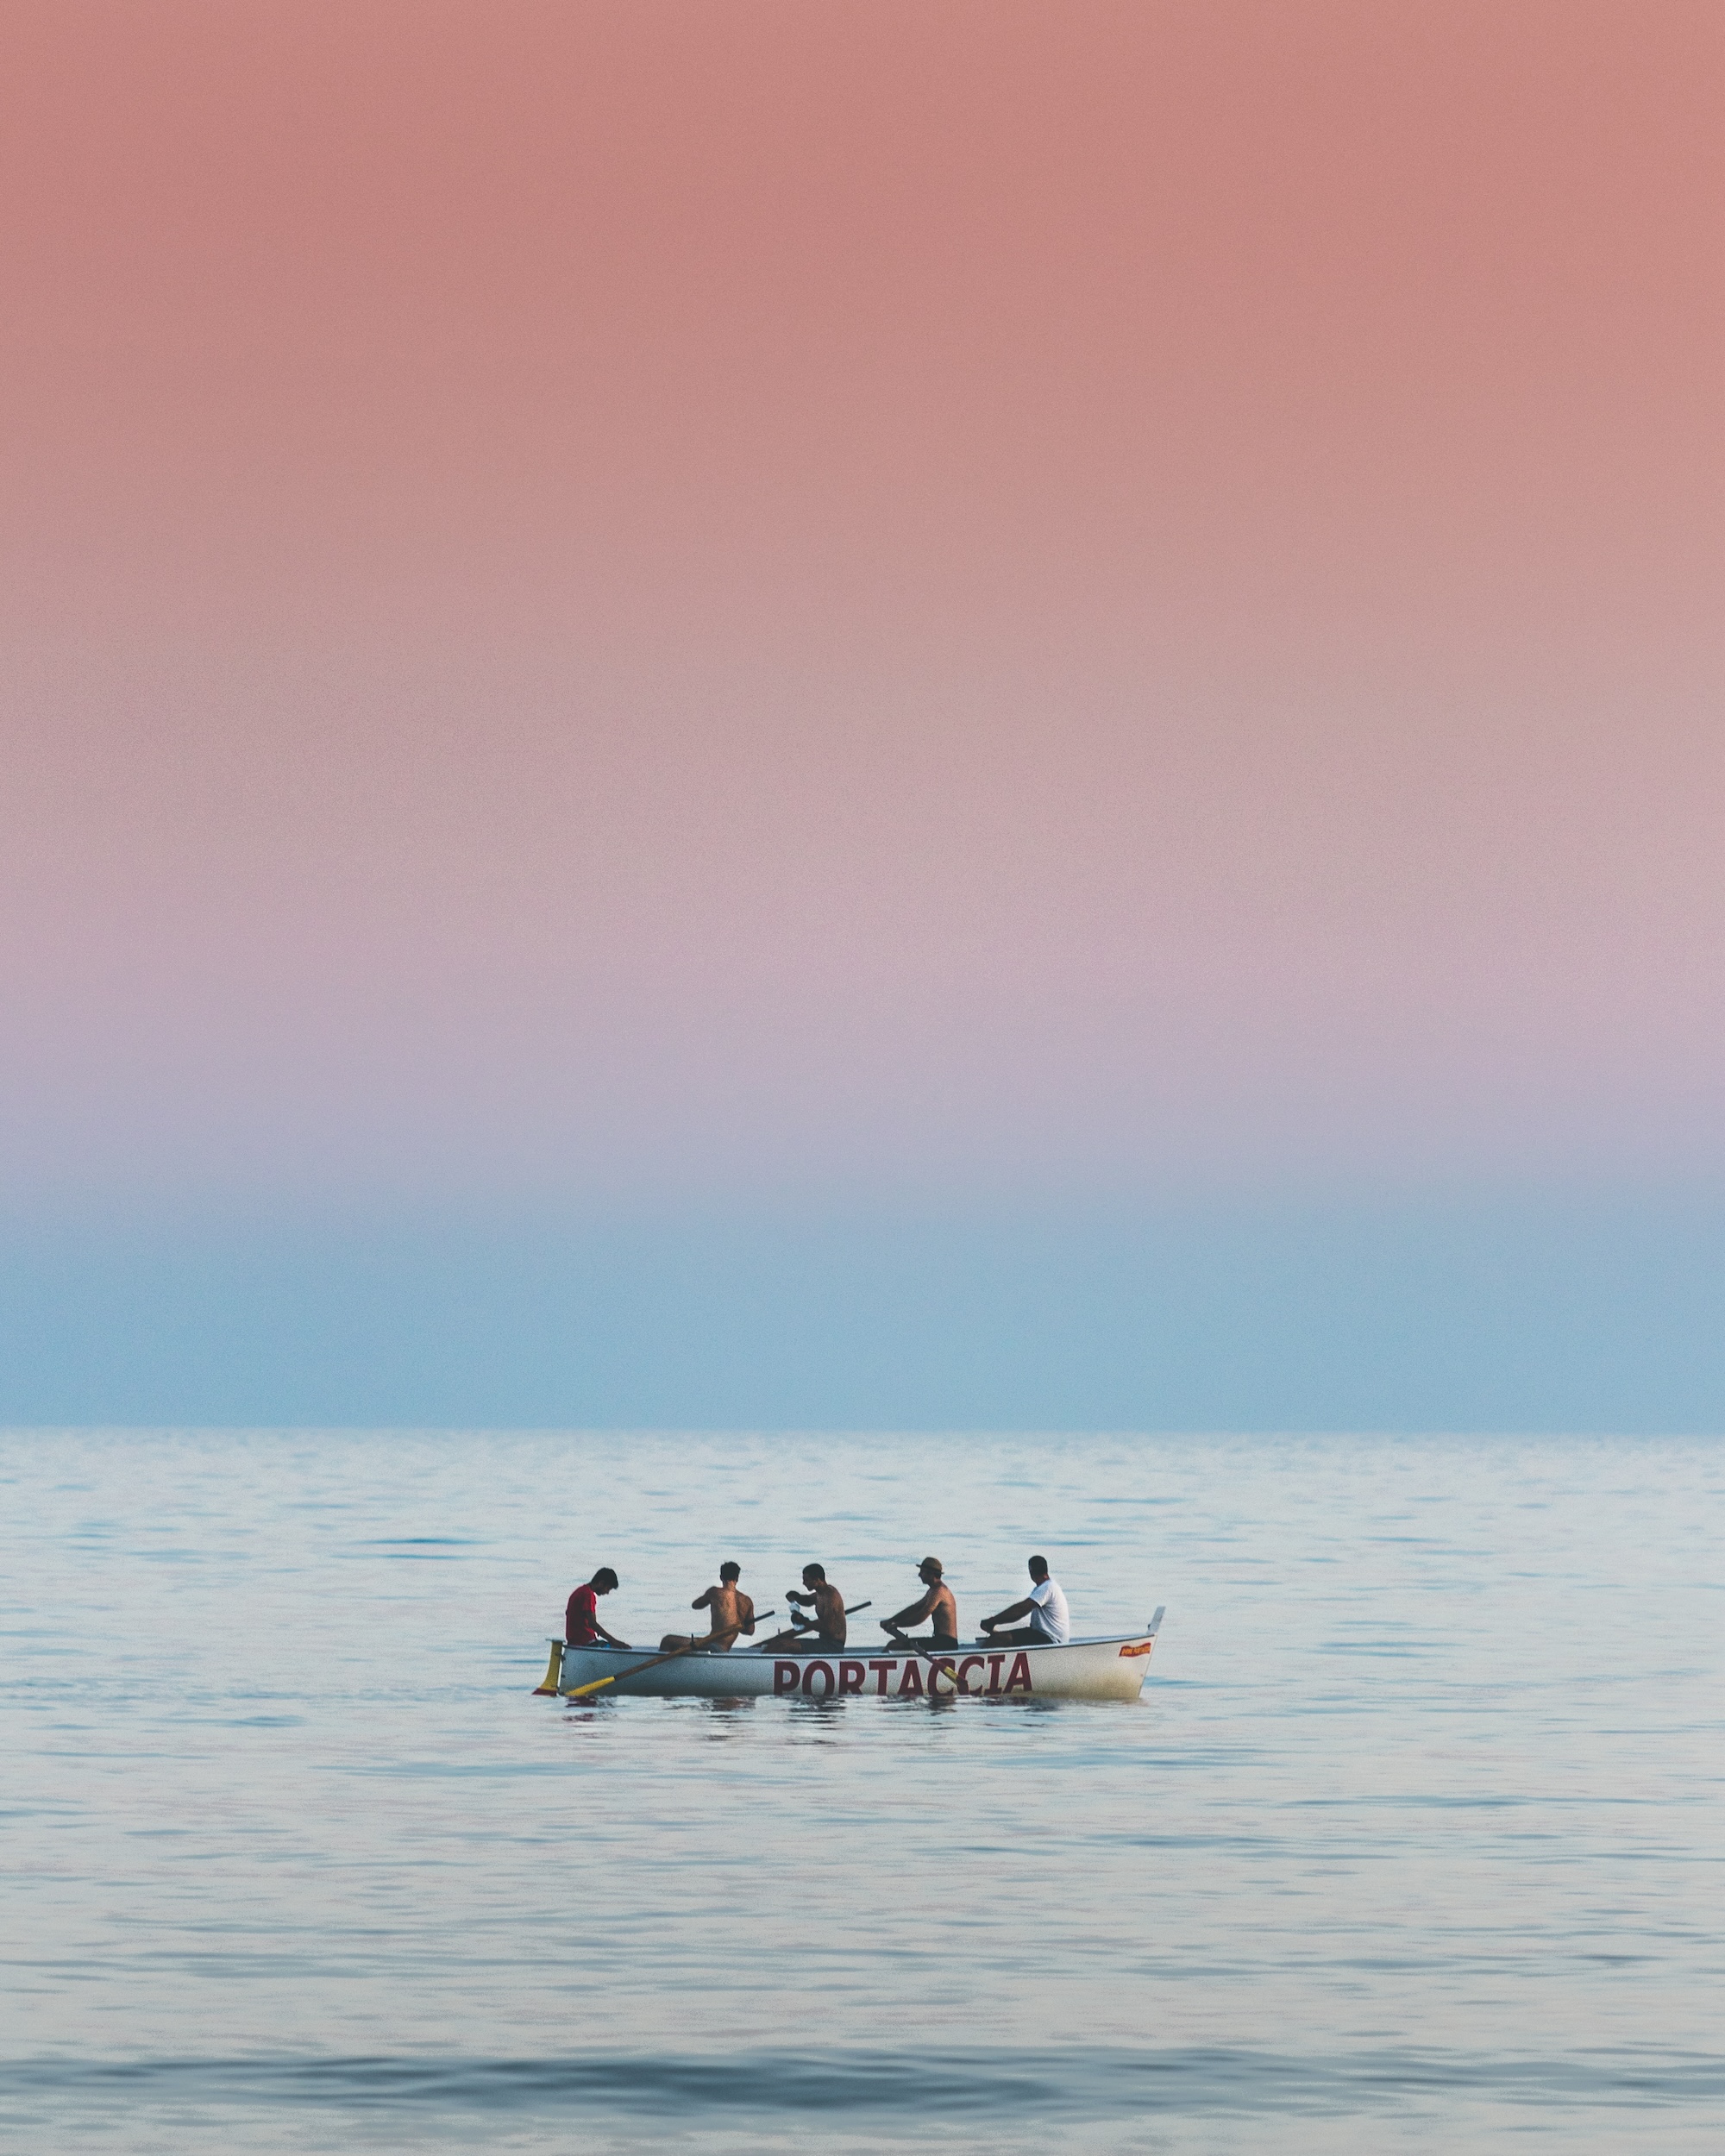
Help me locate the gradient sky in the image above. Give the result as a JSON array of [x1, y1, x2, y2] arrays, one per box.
[[4, 0, 1721, 1213], [2, 6, 1722, 1431]]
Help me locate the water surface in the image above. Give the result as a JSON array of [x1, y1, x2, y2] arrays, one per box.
[[3, 1429, 1721, 2149]]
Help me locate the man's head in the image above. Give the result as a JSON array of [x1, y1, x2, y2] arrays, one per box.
[[719, 1561, 741, 1583], [593, 1567, 619, 1594], [1028, 1556, 1049, 1582], [919, 1557, 944, 1583], [802, 1563, 826, 1586]]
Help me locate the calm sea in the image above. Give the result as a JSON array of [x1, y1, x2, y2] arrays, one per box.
[[3, 1428, 1722, 2152]]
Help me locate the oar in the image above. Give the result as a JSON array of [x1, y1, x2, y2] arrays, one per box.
[[756, 1600, 872, 1651], [563, 1610, 778, 1699], [884, 1626, 961, 1695]]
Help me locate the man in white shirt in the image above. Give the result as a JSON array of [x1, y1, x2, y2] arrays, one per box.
[[981, 1556, 1071, 1646]]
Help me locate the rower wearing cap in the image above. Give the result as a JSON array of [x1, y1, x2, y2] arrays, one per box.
[[881, 1557, 959, 1651]]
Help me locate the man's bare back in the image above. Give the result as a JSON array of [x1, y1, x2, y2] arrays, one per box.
[[659, 1565, 756, 1652], [696, 1578, 755, 1645]]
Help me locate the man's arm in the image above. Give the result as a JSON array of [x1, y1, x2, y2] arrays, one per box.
[[691, 1586, 717, 1611], [593, 1620, 631, 1648], [881, 1587, 936, 1631], [981, 1595, 1035, 1633], [739, 1595, 756, 1635]]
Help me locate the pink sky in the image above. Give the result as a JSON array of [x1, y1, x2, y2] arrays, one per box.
[[3, 1, 1720, 1206]]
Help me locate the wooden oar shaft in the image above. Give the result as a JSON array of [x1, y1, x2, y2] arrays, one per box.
[[886, 1629, 963, 1694], [757, 1599, 871, 1650]]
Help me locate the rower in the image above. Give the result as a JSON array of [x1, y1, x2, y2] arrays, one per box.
[[659, 1561, 756, 1652], [566, 1566, 630, 1649], [980, 1555, 1070, 1645], [881, 1557, 958, 1651], [761, 1563, 846, 1650]]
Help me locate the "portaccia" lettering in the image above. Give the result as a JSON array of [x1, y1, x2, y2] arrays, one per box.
[[773, 1651, 1032, 1698]]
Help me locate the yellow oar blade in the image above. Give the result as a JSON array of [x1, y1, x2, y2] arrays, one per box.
[[566, 1671, 619, 1698], [561, 1628, 722, 1698]]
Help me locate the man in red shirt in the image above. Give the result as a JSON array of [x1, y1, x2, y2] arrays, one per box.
[[565, 1567, 630, 1648]]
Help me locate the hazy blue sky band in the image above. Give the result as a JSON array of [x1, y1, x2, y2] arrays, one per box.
[[4, 1197, 1720, 1431]]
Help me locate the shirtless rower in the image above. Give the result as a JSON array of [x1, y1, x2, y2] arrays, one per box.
[[881, 1557, 958, 1651], [760, 1564, 846, 1651], [659, 1561, 756, 1652]]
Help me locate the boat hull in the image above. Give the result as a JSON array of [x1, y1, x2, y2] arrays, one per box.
[[541, 1616, 1163, 1703]]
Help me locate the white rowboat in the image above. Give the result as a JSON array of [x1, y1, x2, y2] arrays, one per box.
[[535, 1608, 1164, 1703]]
